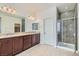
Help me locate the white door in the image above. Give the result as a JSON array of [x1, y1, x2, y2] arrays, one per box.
[[44, 17, 55, 46]]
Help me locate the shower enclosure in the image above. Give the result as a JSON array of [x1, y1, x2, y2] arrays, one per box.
[[57, 4, 77, 51]]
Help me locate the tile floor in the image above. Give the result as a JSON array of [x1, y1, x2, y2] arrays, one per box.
[[16, 44, 78, 56]]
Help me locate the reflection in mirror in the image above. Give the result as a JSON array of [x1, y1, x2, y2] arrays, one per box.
[[0, 10, 25, 34], [22, 18, 25, 32], [14, 24, 20, 32]]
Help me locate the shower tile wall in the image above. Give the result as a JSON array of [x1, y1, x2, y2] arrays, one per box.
[[63, 19, 75, 44]]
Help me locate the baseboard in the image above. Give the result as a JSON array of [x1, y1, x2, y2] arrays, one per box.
[[56, 46, 75, 52]]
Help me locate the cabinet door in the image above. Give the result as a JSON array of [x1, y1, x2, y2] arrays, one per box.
[[13, 37, 23, 55], [31, 34, 36, 46], [23, 35, 31, 50], [0, 38, 13, 56], [35, 34, 40, 44], [32, 34, 40, 46], [0, 41, 2, 55]]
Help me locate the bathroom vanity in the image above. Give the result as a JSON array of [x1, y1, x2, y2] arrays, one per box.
[[0, 32, 40, 56]]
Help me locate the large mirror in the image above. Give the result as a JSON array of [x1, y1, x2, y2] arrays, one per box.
[[0, 12, 25, 34]]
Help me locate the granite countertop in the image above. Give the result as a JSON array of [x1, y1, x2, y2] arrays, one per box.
[[0, 32, 40, 39]]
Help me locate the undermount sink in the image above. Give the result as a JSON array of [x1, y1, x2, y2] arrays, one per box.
[[6, 33, 14, 35]]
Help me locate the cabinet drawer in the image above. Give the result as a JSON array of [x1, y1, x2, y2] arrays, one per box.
[[24, 35, 32, 39]]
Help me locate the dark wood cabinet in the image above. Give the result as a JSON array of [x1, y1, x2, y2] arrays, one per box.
[[32, 34, 40, 46], [35, 34, 40, 44], [23, 35, 31, 50], [0, 41, 1, 55], [0, 33, 40, 56], [0, 40, 2, 55], [0, 38, 13, 56], [13, 37, 23, 55]]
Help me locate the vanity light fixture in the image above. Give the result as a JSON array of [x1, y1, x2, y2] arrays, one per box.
[[28, 16, 35, 20], [0, 5, 16, 14]]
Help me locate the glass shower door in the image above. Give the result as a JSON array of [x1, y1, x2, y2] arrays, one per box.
[[61, 18, 76, 49]]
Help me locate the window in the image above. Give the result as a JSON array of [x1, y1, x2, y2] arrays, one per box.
[[32, 23, 38, 30]]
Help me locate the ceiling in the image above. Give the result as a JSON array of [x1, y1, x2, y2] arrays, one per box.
[[0, 3, 77, 16], [57, 3, 76, 13], [1, 3, 54, 16]]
